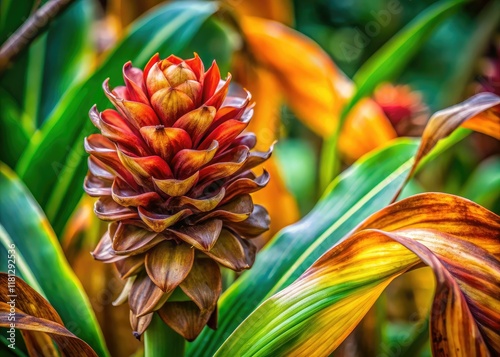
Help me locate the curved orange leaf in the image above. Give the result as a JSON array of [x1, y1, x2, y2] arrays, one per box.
[[240, 16, 397, 160], [240, 16, 353, 137], [215, 193, 500, 356]]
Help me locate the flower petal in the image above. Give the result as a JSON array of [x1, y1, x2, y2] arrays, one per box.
[[192, 194, 253, 223], [91, 226, 126, 263], [205, 73, 231, 109], [146, 62, 170, 96], [112, 178, 161, 207], [84, 174, 112, 197], [230, 133, 257, 150], [140, 126, 192, 162], [180, 259, 221, 313], [202, 61, 221, 102], [84, 134, 137, 188], [145, 241, 195, 292], [198, 118, 249, 151], [103, 79, 160, 128], [151, 88, 195, 126], [115, 255, 144, 279], [129, 273, 170, 317], [153, 171, 199, 197], [123, 61, 148, 104], [117, 149, 173, 188], [194, 149, 249, 194], [235, 144, 273, 175], [173, 106, 216, 145], [158, 301, 211, 342], [185, 53, 205, 81], [169, 219, 223, 251], [138, 207, 191, 232], [168, 188, 226, 213], [112, 223, 161, 255], [203, 229, 256, 271], [171, 140, 219, 178], [225, 204, 270, 238], [94, 196, 139, 221], [130, 311, 153, 339], [222, 170, 270, 203]]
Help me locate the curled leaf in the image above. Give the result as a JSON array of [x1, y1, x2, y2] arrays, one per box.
[[0, 273, 98, 357], [215, 193, 500, 356]]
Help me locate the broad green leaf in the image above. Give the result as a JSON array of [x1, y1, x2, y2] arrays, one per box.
[[0, 274, 98, 356], [215, 194, 500, 356], [0, 0, 35, 44], [461, 156, 500, 211], [320, 0, 465, 188], [1, 0, 94, 132], [345, 0, 465, 117], [38, 0, 96, 126], [16, 1, 219, 237], [0, 163, 109, 357], [0, 224, 43, 294], [0, 89, 30, 168], [188, 138, 420, 356]]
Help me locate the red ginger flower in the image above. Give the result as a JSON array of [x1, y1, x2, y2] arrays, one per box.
[[373, 83, 428, 137], [84, 53, 271, 341]]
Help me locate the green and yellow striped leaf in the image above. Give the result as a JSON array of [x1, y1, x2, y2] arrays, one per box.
[[216, 193, 500, 356], [0, 163, 109, 357]]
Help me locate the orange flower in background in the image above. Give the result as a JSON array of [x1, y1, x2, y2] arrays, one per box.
[[84, 54, 271, 340]]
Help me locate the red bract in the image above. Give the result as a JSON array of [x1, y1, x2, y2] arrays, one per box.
[[84, 53, 271, 341]]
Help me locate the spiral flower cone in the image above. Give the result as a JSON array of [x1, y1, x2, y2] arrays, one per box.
[[84, 53, 271, 340]]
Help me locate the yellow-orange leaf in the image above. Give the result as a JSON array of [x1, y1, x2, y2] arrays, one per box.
[[240, 16, 397, 161], [215, 193, 500, 356], [225, 0, 294, 25], [240, 16, 353, 138], [415, 92, 500, 172]]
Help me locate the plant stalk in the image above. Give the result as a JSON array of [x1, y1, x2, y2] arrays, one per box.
[[144, 314, 185, 357]]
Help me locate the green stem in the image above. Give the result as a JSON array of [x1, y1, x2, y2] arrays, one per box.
[[319, 133, 340, 193], [144, 315, 185, 357]]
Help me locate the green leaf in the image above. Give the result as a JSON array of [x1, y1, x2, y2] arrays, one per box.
[[38, 0, 96, 126], [188, 138, 420, 356], [15, 1, 219, 238], [460, 155, 500, 211], [346, 0, 465, 117], [0, 163, 109, 357], [0, 224, 43, 294], [0, 0, 35, 45], [0, 89, 30, 168], [319, 0, 465, 189]]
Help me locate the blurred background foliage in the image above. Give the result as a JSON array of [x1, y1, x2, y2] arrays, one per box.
[[0, 0, 498, 356]]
